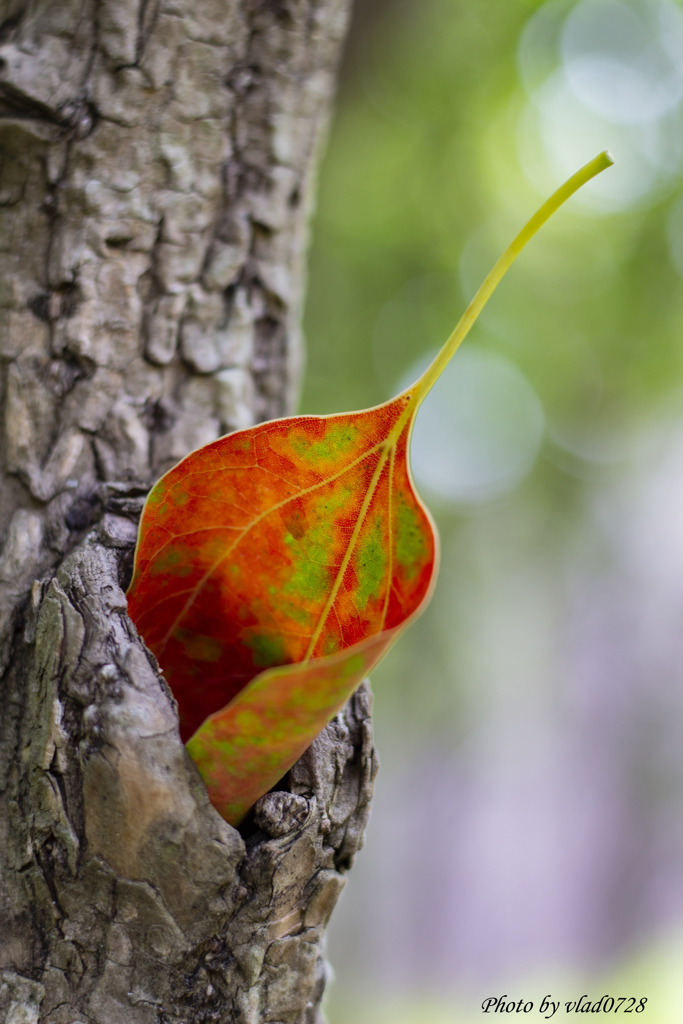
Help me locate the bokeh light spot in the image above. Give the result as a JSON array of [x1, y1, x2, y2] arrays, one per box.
[[402, 348, 545, 506]]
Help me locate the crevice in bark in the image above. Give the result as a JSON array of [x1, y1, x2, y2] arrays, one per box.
[[135, 0, 161, 66], [2, 508, 377, 1020]]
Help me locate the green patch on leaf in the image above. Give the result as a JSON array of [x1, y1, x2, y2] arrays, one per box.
[[290, 422, 359, 462], [147, 546, 193, 577], [246, 631, 287, 668], [176, 630, 224, 663], [395, 500, 426, 578], [354, 516, 387, 610]]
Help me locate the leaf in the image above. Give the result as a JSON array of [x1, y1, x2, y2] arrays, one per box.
[[127, 152, 613, 825], [185, 627, 404, 825], [128, 392, 436, 743]]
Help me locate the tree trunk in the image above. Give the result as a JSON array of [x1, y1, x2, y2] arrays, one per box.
[[0, 2, 378, 1021]]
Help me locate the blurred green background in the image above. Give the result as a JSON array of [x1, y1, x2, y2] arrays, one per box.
[[301, 0, 683, 1020]]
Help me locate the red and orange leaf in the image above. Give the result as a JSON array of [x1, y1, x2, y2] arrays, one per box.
[[127, 153, 612, 826], [127, 395, 436, 745]]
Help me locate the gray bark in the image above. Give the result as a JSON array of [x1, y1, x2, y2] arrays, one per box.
[[0, 2, 379, 1021]]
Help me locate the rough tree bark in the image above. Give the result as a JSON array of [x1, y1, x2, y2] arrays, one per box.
[[0, 2, 379, 1021]]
